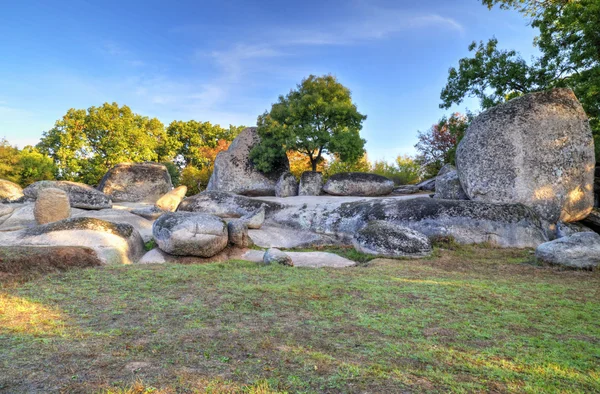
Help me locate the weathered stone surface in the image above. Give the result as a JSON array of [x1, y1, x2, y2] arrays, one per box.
[[323, 172, 394, 196], [139, 247, 256, 265], [130, 206, 167, 221], [153, 212, 228, 257], [556, 221, 593, 238], [72, 209, 154, 242], [535, 232, 600, 269], [0, 204, 15, 218], [299, 171, 323, 196], [437, 163, 455, 177], [275, 172, 298, 197], [98, 162, 173, 203], [353, 221, 432, 258], [416, 178, 436, 191], [457, 88, 595, 223], [0, 204, 38, 231], [0, 217, 145, 265], [263, 248, 293, 266], [243, 250, 355, 268], [0, 246, 102, 276], [0, 179, 24, 203], [207, 127, 289, 196], [227, 219, 253, 248], [248, 226, 337, 249], [34, 188, 71, 225], [242, 205, 265, 229], [581, 208, 600, 234], [392, 185, 420, 195], [434, 166, 469, 200], [23, 180, 112, 210], [178, 191, 283, 218], [155, 186, 187, 212]]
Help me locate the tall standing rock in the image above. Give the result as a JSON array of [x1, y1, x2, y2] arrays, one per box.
[[34, 188, 71, 224], [98, 162, 173, 203], [207, 127, 290, 196], [457, 88, 595, 223]]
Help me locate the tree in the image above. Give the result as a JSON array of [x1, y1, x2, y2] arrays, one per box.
[[441, 0, 600, 156], [251, 75, 367, 172], [0, 139, 56, 186], [38, 103, 168, 184], [415, 113, 472, 178]]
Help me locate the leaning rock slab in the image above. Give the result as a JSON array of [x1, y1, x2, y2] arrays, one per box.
[[299, 172, 323, 196], [535, 232, 600, 269], [353, 221, 432, 258], [23, 180, 112, 210], [155, 186, 187, 212], [98, 162, 173, 203], [457, 88, 595, 222], [153, 212, 228, 257], [323, 172, 394, 196], [207, 127, 289, 196], [34, 188, 71, 224], [0, 179, 24, 203], [434, 166, 468, 200]]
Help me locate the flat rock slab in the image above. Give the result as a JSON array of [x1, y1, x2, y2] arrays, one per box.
[[138, 247, 251, 265], [242, 250, 356, 268], [248, 226, 337, 249], [0, 204, 86, 232], [72, 209, 154, 242], [251, 194, 429, 208]]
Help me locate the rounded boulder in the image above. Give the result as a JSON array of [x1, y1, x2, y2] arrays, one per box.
[[323, 172, 394, 196]]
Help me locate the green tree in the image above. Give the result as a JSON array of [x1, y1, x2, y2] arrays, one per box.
[[0, 138, 21, 183], [38, 103, 168, 184], [0, 139, 56, 186], [251, 75, 367, 172], [441, 0, 600, 156]]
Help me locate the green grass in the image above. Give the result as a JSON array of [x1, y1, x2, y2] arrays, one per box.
[[0, 245, 599, 393]]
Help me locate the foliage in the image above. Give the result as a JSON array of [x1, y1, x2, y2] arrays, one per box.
[[287, 150, 327, 179], [37, 103, 168, 185], [178, 139, 232, 196], [415, 113, 472, 178], [371, 155, 422, 185], [0, 139, 56, 186], [179, 166, 203, 196], [441, 0, 600, 157], [323, 154, 370, 179], [251, 75, 367, 172], [161, 161, 181, 186]]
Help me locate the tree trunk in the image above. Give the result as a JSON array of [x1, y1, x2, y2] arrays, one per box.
[[311, 158, 318, 172]]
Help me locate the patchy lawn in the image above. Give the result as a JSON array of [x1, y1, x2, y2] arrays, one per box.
[[0, 246, 599, 393]]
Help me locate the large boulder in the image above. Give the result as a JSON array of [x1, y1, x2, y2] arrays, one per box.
[[0, 179, 24, 203], [457, 88, 595, 223], [353, 221, 432, 258], [98, 163, 173, 203], [535, 232, 600, 269], [323, 172, 394, 196], [0, 217, 145, 265], [153, 212, 228, 257], [299, 171, 323, 196], [34, 188, 71, 224], [177, 191, 283, 218], [72, 209, 154, 242], [206, 127, 289, 196], [434, 165, 469, 200], [23, 180, 112, 210], [275, 172, 299, 198], [155, 186, 187, 212]]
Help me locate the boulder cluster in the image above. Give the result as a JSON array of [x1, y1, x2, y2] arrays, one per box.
[[1, 88, 598, 270]]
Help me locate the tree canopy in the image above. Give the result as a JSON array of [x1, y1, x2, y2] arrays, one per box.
[[251, 74, 367, 172], [441, 0, 600, 156]]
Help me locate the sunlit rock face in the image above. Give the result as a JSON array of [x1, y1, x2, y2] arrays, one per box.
[[457, 88, 595, 223]]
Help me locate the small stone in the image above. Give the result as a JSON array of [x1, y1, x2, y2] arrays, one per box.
[[34, 188, 71, 225], [263, 248, 293, 266], [535, 232, 600, 269], [242, 205, 266, 229], [228, 219, 253, 248], [275, 172, 299, 197]]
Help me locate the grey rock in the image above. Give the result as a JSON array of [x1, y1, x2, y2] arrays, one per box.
[[23, 180, 112, 210], [437, 163, 455, 177], [248, 226, 337, 249], [207, 127, 289, 196], [0, 179, 24, 203], [556, 221, 593, 238], [323, 172, 394, 196], [178, 191, 283, 218], [242, 205, 266, 229], [98, 162, 173, 203], [131, 206, 167, 221], [0, 217, 145, 265], [263, 248, 293, 266], [535, 232, 600, 269], [392, 185, 420, 195], [416, 178, 436, 191], [153, 212, 228, 257], [434, 166, 469, 200], [275, 172, 299, 197], [581, 209, 600, 234], [72, 209, 154, 242], [227, 219, 253, 247], [243, 250, 355, 268], [0, 204, 15, 218], [299, 171, 323, 196], [457, 88, 595, 223], [353, 221, 432, 258], [0, 204, 37, 231]]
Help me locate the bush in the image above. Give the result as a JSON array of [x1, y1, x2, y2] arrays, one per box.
[[372, 155, 421, 185]]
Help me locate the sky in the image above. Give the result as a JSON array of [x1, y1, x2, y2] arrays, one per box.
[[0, 0, 539, 161]]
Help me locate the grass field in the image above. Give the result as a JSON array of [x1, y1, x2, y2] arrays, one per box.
[[1, 245, 599, 393]]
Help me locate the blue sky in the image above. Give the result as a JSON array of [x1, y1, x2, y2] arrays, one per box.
[[0, 0, 538, 161]]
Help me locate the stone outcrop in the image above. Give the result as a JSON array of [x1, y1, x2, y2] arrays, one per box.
[[323, 172, 394, 196], [155, 186, 187, 212], [130, 206, 167, 221], [415, 178, 436, 191], [299, 171, 323, 196], [153, 212, 228, 257], [535, 232, 600, 269], [177, 191, 283, 218], [263, 248, 293, 266], [242, 205, 266, 229], [457, 88, 595, 223], [353, 221, 432, 257], [275, 172, 299, 197], [98, 162, 173, 203], [434, 165, 468, 200], [72, 209, 154, 242], [206, 127, 289, 196], [34, 188, 71, 224], [23, 180, 112, 209], [0, 179, 24, 203]]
